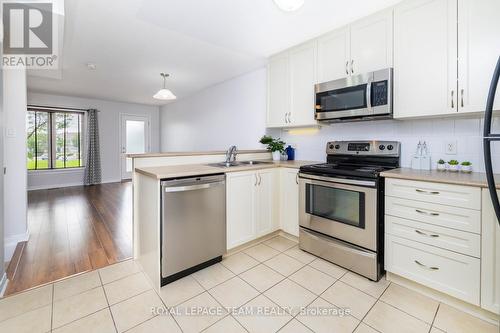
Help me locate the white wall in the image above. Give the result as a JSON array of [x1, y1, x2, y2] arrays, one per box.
[[3, 69, 28, 262], [280, 117, 500, 172], [160, 68, 276, 152], [27, 93, 160, 189]]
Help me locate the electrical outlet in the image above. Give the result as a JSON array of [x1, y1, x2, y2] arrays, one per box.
[[445, 140, 457, 155]]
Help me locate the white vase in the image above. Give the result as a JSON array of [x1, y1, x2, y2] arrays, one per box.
[[448, 164, 459, 172], [272, 151, 281, 161], [461, 165, 472, 173], [437, 164, 446, 171]]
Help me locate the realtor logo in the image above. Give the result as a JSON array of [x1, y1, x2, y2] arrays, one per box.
[[2, 1, 59, 69]]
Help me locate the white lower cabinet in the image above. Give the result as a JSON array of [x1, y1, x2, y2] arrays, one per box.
[[481, 189, 500, 314], [280, 168, 300, 237], [385, 234, 480, 305], [226, 169, 278, 250]]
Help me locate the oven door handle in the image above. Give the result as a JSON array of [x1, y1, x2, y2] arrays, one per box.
[[299, 173, 376, 187]]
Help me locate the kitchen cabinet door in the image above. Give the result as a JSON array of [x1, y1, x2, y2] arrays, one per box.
[[350, 9, 393, 75], [394, 0, 458, 118], [255, 169, 277, 237], [289, 41, 318, 127], [226, 171, 256, 249], [458, 0, 500, 114], [267, 52, 289, 127], [280, 168, 299, 237], [481, 189, 500, 314], [317, 27, 350, 83]]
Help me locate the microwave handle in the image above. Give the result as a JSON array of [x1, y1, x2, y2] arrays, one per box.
[[366, 78, 373, 112]]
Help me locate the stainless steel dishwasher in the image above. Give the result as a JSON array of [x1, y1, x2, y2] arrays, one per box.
[[161, 174, 226, 286]]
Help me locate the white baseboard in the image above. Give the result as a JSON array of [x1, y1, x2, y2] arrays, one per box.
[[28, 178, 122, 191], [4, 231, 30, 262], [0, 273, 8, 298]]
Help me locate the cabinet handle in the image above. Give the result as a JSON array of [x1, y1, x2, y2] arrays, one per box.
[[414, 260, 439, 271], [461, 89, 464, 107], [351, 60, 354, 74], [415, 230, 440, 238], [296, 173, 299, 185], [288, 112, 292, 124], [345, 61, 349, 75], [451, 90, 455, 108], [415, 189, 440, 195], [415, 209, 440, 217], [284, 113, 288, 124], [258, 174, 262, 185], [254, 174, 258, 186]]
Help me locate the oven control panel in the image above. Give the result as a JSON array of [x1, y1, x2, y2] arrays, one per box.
[[327, 141, 400, 156]]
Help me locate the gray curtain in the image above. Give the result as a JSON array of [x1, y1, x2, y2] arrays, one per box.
[[84, 109, 102, 185]]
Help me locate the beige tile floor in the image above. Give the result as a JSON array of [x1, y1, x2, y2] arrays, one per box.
[[0, 235, 498, 333]]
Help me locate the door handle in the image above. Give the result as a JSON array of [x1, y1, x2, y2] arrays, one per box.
[[451, 90, 455, 108], [287, 112, 292, 124], [415, 209, 440, 217], [461, 89, 464, 107], [415, 189, 440, 195], [351, 60, 354, 74], [258, 174, 262, 185], [414, 260, 439, 271], [254, 174, 258, 186], [284, 113, 288, 124], [345, 61, 349, 75], [415, 230, 440, 238]]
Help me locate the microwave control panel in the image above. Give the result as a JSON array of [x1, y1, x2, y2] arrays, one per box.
[[371, 81, 388, 106]]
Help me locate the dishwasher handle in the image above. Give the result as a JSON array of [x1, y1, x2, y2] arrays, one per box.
[[164, 181, 224, 193]]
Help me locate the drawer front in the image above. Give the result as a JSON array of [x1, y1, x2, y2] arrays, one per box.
[[385, 234, 480, 305], [386, 178, 481, 210], [385, 196, 481, 234], [385, 215, 481, 257]]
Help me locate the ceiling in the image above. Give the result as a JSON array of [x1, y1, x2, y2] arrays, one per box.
[[27, 0, 401, 106]]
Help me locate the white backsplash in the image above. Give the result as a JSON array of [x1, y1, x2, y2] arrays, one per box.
[[278, 116, 500, 173]]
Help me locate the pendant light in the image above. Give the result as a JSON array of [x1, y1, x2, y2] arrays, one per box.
[[153, 73, 177, 100], [273, 0, 305, 12]]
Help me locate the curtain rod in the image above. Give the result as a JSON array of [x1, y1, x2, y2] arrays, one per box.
[[27, 104, 100, 112]]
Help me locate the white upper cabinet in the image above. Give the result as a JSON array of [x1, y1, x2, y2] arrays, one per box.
[[267, 52, 290, 127], [317, 27, 350, 83], [394, 0, 458, 118], [458, 0, 500, 113], [289, 41, 318, 127], [350, 9, 394, 75]]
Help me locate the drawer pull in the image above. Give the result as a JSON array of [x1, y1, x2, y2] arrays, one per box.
[[415, 230, 440, 238], [415, 260, 439, 271], [415, 209, 440, 217], [415, 189, 440, 195]]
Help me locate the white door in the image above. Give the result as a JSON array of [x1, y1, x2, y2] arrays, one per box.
[[280, 168, 299, 237], [289, 41, 318, 127], [267, 53, 290, 127], [226, 171, 256, 249], [317, 27, 350, 83], [394, 0, 458, 118], [458, 0, 500, 114], [120, 115, 150, 180], [255, 169, 275, 237], [350, 9, 393, 75]]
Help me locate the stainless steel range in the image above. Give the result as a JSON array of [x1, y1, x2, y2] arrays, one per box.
[[298, 141, 400, 281]]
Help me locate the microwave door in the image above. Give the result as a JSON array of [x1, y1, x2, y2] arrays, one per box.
[[315, 84, 370, 120]]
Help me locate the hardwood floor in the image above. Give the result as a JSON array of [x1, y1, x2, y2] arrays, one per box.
[[4, 182, 132, 296]]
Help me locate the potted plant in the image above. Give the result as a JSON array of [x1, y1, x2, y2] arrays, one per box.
[[437, 159, 446, 171], [259, 135, 286, 161], [461, 161, 473, 173], [448, 160, 459, 172]]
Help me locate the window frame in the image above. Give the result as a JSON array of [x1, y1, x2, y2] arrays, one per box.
[[27, 107, 85, 171]]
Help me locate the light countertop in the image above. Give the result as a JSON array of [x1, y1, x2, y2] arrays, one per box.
[[381, 168, 500, 189], [135, 160, 320, 180]]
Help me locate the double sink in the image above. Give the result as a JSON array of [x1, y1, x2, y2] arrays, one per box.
[[207, 160, 273, 168]]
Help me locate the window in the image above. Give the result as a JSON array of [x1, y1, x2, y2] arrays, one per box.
[[27, 109, 84, 170]]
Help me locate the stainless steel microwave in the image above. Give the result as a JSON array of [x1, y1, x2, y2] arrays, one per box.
[[314, 68, 393, 123]]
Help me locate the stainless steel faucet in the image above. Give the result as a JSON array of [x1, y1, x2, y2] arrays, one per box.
[[225, 146, 237, 163]]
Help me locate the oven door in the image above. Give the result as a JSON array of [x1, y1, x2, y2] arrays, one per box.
[[299, 174, 378, 251]]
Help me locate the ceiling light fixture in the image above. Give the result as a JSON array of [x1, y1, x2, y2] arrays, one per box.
[[273, 0, 305, 12], [153, 73, 177, 101]]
